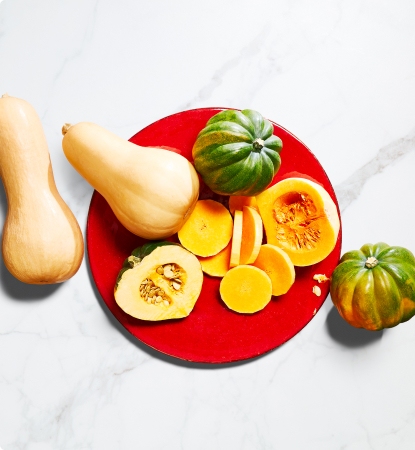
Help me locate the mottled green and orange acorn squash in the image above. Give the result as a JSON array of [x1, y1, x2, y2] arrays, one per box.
[[330, 242, 415, 330], [192, 109, 282, 196]]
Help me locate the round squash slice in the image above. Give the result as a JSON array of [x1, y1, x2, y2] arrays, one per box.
[[220, 265, 272, 314], [114, 245, 203, 321], [256, 177, 340, 266], [252, 244, 295, 296], [178, 199, 233, 257]]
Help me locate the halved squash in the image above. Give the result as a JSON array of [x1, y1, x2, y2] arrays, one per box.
[[252, 244, 295, 296], [178, 199, 233, 257], [220, 265, 272, 314], [256, 177, 340, 266], [114, 245, 203, 321], [240, 206, 263, 265]]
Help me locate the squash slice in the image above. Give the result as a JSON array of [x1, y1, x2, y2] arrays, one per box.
[[252, 244, 295, 296], [198, 242, 231, 277], [220, 265, 272, 314], [178, 199, 233, 257], [230, 210, 243, 267], [240, 206, 263, 265], [229, 196, 258, 216]]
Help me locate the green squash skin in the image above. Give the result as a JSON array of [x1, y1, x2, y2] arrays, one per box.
[[192, 109, 282, 196], [330, 242, 415, 330], [115, 241, 178, 288]]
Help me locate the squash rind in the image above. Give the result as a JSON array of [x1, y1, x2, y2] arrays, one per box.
[[330, 243, 415, 330], [192, 109, 282, 196]]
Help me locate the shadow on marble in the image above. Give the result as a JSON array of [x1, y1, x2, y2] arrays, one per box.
[[0, 260, 62, 299], [86, 258, 269, 369], [325, 305, 383, 347]]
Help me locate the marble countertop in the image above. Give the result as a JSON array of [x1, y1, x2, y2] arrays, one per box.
[[1, 1, 415, 449]]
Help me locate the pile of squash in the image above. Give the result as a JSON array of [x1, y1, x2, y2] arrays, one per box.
[[2, 96, 414, 331], [111, 109, 341, 319]]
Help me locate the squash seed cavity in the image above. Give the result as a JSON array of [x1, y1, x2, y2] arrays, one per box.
[[139, 263, 185, 307], [272, 191, 323, 251]]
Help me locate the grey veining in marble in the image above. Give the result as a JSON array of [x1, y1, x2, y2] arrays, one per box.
[[1, 0, 415, 449]]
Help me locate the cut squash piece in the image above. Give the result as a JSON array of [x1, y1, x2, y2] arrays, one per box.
[[115, 245, 203, 321], [178, 199, 233, 257], [229, 196, 258, 216], [240, 206, 263, 265], [220, 265, 272, 314], [230, 210, 243, 267], [198, 242, 231, 277], [256, 177, 340, 266], [252, 244, 295, 296]]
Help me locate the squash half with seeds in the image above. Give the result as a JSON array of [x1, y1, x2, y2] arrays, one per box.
[[256, 177, 340, 266], [115, 244, 203, 321]]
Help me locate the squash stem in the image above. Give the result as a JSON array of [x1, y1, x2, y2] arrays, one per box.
[[252, 138, 264, 151], [365, 256, 378, 268]]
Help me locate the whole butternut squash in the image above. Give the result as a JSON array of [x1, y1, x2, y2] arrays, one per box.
[[62, 122, 200, 240], [0, 95, 84, 284]]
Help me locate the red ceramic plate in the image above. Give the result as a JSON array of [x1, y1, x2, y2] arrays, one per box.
[[87, 108, 342, 363]]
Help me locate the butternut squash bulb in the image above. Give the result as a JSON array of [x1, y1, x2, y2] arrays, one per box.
[[62, 122, 199, 240], [256, 177, 340, 266], [115, 244, 203, 321], [0, 94, 84, 284]]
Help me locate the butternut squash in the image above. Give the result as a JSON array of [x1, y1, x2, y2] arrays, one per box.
[[220, 265, 272, 314], [178, 199, 233, 257], [230, 210, 243, 267], [62, 122, 199, 240], [0, 95, 84, 284]]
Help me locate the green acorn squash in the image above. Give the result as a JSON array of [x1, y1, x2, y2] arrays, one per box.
[[192, 109, 282, 196], [330, 242, 415, 330]]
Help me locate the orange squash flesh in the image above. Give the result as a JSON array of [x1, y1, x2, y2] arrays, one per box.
[[256, 178, 340, 266], [230, 210, 243, 267], [198, 241, 231, 277], [229, 196, 258, 215], [252, 244, 295, 296], [240, 206, 263, 265], [220, 265, 272, 314], [178, 199, 233, 257]]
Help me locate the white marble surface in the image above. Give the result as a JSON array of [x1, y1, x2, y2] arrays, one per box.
[[1, 0, 415, 448]]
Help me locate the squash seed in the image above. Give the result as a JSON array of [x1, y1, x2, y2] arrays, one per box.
[[172, 281, 181, 291], [312, 285, 321, 296]]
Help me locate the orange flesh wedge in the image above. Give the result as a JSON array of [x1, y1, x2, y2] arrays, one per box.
[[240, 206, 263, 265], [230, 210, 243, 267]]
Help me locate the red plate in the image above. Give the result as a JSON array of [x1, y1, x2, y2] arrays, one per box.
[[87, 108, 342, 363]]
